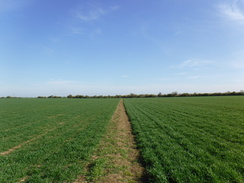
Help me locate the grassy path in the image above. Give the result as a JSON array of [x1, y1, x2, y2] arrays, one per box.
[[77, 99, 145, 182]]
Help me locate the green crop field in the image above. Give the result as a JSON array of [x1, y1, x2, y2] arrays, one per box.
[[124, 96, 244, 183], [0, 98, 119, 182], [1, 96, 243, 183]]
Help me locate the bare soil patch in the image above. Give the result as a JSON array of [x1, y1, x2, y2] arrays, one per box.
[[17, 176, 28, 183]]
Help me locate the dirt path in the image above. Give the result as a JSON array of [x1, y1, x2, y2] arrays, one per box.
[[99, 99, 145, 182], [76, 99, 145, 183]]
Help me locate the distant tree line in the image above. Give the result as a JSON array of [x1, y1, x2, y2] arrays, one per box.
[[54, 90, 244, 98], [63, 91, 244, 98], [43, 91, 244, 98], [1, 90, 243, 99]]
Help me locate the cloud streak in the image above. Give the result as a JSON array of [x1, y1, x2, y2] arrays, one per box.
[[218, 0, 244, 25], [74, 7, 106, 22], [69, 4, 119, 36], [73, 4, 119, 22], [179, 59, 213, 68]]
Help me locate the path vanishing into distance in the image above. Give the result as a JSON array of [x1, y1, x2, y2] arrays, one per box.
[[1, 97, 242, 182], [75, 99, 145, 183]]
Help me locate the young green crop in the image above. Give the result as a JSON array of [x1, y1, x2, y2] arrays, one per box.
[[124, 96, 244, 183], [0, 98, 119, 182]]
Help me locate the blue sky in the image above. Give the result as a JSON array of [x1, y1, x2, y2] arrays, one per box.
[[1, 0, 244, 97]]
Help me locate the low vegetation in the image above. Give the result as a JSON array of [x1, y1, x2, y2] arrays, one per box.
[[124, 96, 244, 182], [0, 98, 119, 182], [1, 96, 243, 182]]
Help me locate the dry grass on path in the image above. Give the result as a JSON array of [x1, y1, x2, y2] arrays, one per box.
[[76, 99, 145, 183]]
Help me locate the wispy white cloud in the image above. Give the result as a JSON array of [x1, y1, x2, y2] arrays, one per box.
[[74, 7, 106, 22], [181, 59, 200, 67], [73, 4, 119, 22], [217, 0, 244, 25], [179, 59, 213, 68], [69, 4, 118, 36]]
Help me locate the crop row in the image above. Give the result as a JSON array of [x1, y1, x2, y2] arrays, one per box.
[[124, 96, 244, 183], [0, 98, 119, 182]]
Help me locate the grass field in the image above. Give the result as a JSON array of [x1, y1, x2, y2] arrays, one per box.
[[124, 96, 244, 183], [0, 98, 119, 182], [1, 97, 243, 183]]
